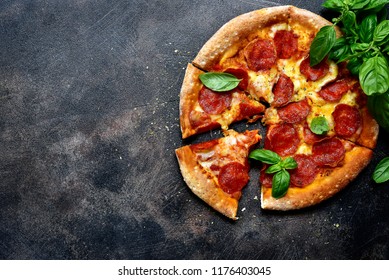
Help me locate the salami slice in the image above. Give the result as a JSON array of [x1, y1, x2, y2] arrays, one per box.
[[312, 137, 345, 167], [332, 104, 361, 138], [278, 98, 311, 124], [272, 73, 294, 107], [290, 154, 319, 187], [318, 79, 350, 102], [244, 39, 277, 71], [259, 167, 273, 188], [267, 123, 300, 156], [198, 86, 232, 115], [274, 30, 298, 59], [300, 56, 329, 81], [218, 162, 249, 194]]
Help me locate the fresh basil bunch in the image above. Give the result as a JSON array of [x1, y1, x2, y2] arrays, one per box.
[[310, 0, 389, 132]]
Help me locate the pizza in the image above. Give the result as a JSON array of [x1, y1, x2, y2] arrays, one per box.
[[175, 5, 379, 219]]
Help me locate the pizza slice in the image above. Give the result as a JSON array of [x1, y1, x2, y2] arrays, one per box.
[[259, 124, 373, 210], [175, 129, 261, 219], [179, 63, 265, 138]]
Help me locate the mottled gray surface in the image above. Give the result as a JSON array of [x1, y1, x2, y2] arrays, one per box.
[[0, 0, 388, 260]]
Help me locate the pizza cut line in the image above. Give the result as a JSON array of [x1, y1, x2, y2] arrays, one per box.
[[175, 5, 379, 220]]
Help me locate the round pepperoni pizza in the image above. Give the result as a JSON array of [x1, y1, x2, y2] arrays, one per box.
[[175, 5, 379, 219]]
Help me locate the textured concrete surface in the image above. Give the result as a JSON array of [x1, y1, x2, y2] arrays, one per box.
[[0, 0, 388, 259]]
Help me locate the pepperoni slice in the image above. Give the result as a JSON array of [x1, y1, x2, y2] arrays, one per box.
[[274, 30, 298, 59], [190, 138, 219, 153], [224, 68, 249, 91], [267, 124, 300, 156], [218, 162, 249, 194], [312, 137, 345, 167], [318, 79, 350, 102], [198, 86, 232, 115], [238, 102, 264, 120], [332, 104, 361, 138], [290, 154, 319, 187], [278, 98, 311, 124], [244, 39, 277, 71], [300, 56, 329, 81], [272, 74, 294, 107]]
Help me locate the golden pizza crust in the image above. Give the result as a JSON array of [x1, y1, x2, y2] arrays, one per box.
[[179, 63, 204, 139], [261, 143, 373, 210], [175, 145, 239, 220]]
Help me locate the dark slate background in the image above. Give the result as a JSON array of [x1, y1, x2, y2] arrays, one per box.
[[0, 0, 388, 260]]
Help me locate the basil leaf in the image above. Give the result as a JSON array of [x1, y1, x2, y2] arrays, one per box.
[[249, 149, 281, 165], [350, 0, 371, 10], [364, 0, 389, 13], [310, 25, 337, 66], [342, 11, 357, 35], [347, 57, 363, 75], [359, 56, 389, 95], [373, 157, 389, 183], [310, 116, 330, 135], [322, 0, 345, 11], [266, 163, 283, 174], [199, 72, 241, 92], [373, 20, 389, 44], [329, 37, 351, 61], [368, 93, 389, 132], [272, 169, 290, 199], [359, 14, 377, 43], [281, 157, 298, 170]]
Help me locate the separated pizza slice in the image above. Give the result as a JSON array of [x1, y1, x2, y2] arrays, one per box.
[[175, 130, 261, 219], [179, 63, 265, 139]]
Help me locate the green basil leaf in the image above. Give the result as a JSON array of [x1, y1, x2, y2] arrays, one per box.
[[368, 93, 389, 132], [373, 20, 389, 43], [373, 157, 389, 183], [199, 72, 241, 92], [329, 37, 351, 61], [249, 149, 281, 165], [351, 42, 370, 52], [281, 157, 298, 170], [342, 11, 357, 35], [322, 0, 346, 11], [359, 56, 389, 95], [310, 25, 337, 66], [350, 0, 371, 9], [266, 162, 283, 174], [359, 14, 377, 43], [364, 0, 389, 13], [310, 116, 330, 135], [347, 57, 363, 75], [271, 169, 290, 199]]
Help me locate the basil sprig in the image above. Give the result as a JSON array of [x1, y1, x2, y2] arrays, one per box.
[[373, 157, 389, 183], [199, 72, 241, 92], [309, 0, 389, 128], [310, 116, 330, 135], [249, 149, 297, 199]]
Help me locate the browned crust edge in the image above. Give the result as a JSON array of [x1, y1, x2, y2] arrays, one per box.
[[261, 144, 373, 210], [179, 63, 205, 139], [175, 145, 239, 219]]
